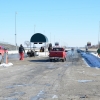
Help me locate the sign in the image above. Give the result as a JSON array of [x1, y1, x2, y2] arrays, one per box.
[[55, 42, 59, 46], [87, 42, 91, 46]]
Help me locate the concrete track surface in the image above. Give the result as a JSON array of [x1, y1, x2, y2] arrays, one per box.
[[0, 52, 100, 100]]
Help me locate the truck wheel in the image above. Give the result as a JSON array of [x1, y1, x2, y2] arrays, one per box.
[[62, 59, 65, 62], [50, 59, 52, 62]]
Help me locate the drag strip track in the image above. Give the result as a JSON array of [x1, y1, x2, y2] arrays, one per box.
[[0, 57, 73, 100], [0, 51, 84, 100]]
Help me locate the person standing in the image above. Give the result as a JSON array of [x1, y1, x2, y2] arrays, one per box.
[[0, 53, 2, 64], [85, 46, 88, 52], [48, 43, 52, 52], [19, 44, 25, 60], [97, 48, 100, 57]]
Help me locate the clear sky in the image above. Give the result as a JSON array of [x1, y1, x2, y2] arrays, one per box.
[[0, 0, 100, 47]]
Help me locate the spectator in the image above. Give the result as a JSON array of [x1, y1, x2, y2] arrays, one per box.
[[30, 50, 35, 57], [42, 47, 44, 52], [0, 53, 2, 64], [97, 48, 100, 57], [19, 44, 25, 60], [71, 48, 74, 56], [40, 47, 42, 52], [40, 47, 44, 52], [48, 43, 52, 52], [86, 46, 88, 52]]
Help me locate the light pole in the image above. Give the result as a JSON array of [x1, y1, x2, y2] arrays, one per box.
[[54, 35, 55, 46], [15, 12, 17, 50], [50, 32, 51, 43], [33, 25, 36, 49], [44, 30, 45, 35], [98, 21, 100, 48], [34, 25, 36, 34]]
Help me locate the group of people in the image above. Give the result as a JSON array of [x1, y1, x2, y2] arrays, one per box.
[[18, 44, 100, 60], [1, 44, 100, 62]]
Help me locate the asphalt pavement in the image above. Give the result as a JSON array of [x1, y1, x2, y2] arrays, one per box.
[[0, 50, 100, 100]]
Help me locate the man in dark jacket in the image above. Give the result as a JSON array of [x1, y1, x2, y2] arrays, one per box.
[[97, 48, 100, 57], [48, 43, 52, 52], [19, 44, 25, 60]]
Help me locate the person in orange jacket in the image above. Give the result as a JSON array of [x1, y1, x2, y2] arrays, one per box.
[[19, 44, 25, 60]]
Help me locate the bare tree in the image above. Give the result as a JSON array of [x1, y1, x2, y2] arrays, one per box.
[[24, 41, 30, 47]]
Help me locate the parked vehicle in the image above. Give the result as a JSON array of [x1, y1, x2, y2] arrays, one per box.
[[27, 50, 35, 57], [49, 47, 67, 62], [27, 49, 39, 57], [40, 47, 44, 52], [0, 46, 8, 56]]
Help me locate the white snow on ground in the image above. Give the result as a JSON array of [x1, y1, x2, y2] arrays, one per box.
[[38, 52, 49, 57], [8, 50, 19, 54], [91, 52, 100, 58], [0, 63, 13, 67], [30, 90, 45, 100], [8, 50, 29, 54], [52, 95, 58, 99], [8, 50, 49, 57], [8, 48, 48, 54], [78, 80, 93, 83]]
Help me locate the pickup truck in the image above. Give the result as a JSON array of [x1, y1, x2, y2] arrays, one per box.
[[49, 47, 67, 62]]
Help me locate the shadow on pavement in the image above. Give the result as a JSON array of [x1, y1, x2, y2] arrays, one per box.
[[28, 59, 49, 62]]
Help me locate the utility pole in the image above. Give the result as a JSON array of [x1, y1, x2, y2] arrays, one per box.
[[33, 25, 36, 50], [34, 25, 36, 34], [15, 12, 17, 50], [50, 32, 51, 43], [98, 21, 100, 48], [54, 35, 55, 46]]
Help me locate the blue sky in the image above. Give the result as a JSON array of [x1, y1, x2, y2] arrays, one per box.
[[0, 0, 100, 47]]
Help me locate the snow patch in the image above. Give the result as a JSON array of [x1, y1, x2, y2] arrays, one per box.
[[30, 90, 45, 100], [78, 80, 93, 83], [0, 63, 13, 67], [52, 95, 58, 99], [4, 97, 18, 100], [91, 53, 100, 58]]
